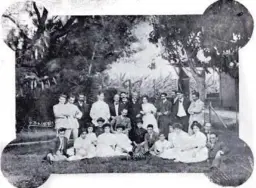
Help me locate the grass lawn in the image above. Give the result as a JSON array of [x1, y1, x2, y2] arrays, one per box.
[[1, 112, 253, 188]]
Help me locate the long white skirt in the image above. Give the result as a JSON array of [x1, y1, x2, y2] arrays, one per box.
[[96, 145, 117, 157], [67, 145, 97, 161], [142, 113, 159, 133], [175, 147, 208, 163], [115, 145, 133, 156]]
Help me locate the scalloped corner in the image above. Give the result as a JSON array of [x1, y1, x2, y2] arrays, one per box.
[[204, 137, 254, 187]]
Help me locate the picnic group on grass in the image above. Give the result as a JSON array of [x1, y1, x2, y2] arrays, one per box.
[[45, 90, 229, 168]]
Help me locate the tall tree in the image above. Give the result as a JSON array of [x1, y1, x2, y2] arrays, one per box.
[[149, 0, 253, 101]]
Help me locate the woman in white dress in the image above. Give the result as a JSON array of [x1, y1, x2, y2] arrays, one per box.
[[168, 124, 176, 147], [140, 95, 159, 133], [67, 130, 94, 161], [175, 121, 208, 163], [115, 125, 133, 156], [84, 125, 97, 158], [159, 123, 190, 160], [96, 123, 117, 157], [151, 133, 172, 158]]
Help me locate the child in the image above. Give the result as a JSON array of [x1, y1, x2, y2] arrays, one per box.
[[45, 128, 69, 163], [151, 133, 172, 158], [115, 125, 133, 156], [95, 117, 105, 136], [96, 123, 117, 157], [207, 132, 229, 168], [144, 124, 159, 154]]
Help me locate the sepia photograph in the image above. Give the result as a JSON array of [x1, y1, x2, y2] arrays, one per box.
[[0, 0, 254, 188]]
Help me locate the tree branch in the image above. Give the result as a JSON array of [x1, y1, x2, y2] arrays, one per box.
[[33, 2, 41, 25], [52, 17, 77, 39], [2, 14, 31, 41]]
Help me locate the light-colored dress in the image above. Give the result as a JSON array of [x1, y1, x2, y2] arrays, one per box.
[[151, 139, 172, 159], [188, 99, 204, 134], [141, 103, 159, 133], [160, 130, 190, 159], [53, 103, 68, 129], [67, 137, 91, 161], [168, 132, 176, 147], [115, 133, 133, 156], [84, 133, 97, 158], [175, 131, 208, 163], [90, 100, 110, 126], [65, 103, 82, 129], [96, 133, 117, 157]]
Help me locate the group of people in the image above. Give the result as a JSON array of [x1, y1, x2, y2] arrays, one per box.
[[45, 90, 229, 167]]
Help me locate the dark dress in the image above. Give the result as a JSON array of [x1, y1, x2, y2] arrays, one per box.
[[133, 127, 147, 144], [156, 100, 172, 138]]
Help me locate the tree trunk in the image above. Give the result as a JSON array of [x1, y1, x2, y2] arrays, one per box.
[[192, 70, 206, 102]]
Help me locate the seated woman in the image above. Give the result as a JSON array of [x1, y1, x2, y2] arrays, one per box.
[[67, 128, 96, 161], [83, 124, 97, 158], [115, 125, 133, 156], [132, 118, 148, 154], [156, 123, 190, 160], [150, 133, 172, 159], [175, 121, 208, 163], [96, 123, 117, 157]]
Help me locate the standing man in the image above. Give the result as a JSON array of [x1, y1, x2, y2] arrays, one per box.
[[170, 90, 178, 105], [65, 94, 83, 140], [156, 93, 172, 138], [188, 92, 204, 134], [90, 91, 110, 126], [172, 90, 190, 132], [75, 94, 91, 131], [120, 95, 130, 113], [53, 94, 68, 134], [128, 92, 142, 140], [109, 94, 122, 120]]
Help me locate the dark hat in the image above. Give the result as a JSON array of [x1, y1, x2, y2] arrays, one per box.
[[136, 118, 143, 123], [191, 121, 202, 130], [116, 124, 125, 130], [160, 92, 167, 97], [147, 124, 154, 129], [172, 122, 183, 130], [97, 117, 105, 123], [58, 128, 66, 132], [102, 123, 111, 129]]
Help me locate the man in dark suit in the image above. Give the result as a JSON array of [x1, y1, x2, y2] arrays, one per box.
[[45, 128, 69, 163], [172, 90, 191, 132], [144, 124, 159, 154], [120, 95, 130, 114], [170, 90, 178, 105], [75, 94, 91, 131], [156, 92, 172, 138], [128, 92, 142, 140], [109, 94, 122, 120]]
